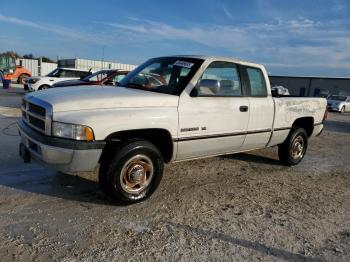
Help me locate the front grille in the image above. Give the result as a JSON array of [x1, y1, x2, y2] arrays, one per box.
[[29, 103, 46, 117], [28, 115, 45, 130], [21, 98, 51, 135]]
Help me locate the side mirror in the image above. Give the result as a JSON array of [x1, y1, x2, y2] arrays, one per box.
[[196, 79, 220, 96]]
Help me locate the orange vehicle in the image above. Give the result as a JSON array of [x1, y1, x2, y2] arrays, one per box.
[[2, 65, 32, 84]]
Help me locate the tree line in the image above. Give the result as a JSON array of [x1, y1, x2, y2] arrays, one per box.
[[0, 50, 55, 63]]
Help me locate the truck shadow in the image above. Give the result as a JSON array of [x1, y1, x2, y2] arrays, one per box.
[[221, 152, 282, 166], [0, 151, 282, 206], [0, 166, 123, 206]]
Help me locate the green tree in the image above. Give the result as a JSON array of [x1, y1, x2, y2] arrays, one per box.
[[0, 50, 20, 58]]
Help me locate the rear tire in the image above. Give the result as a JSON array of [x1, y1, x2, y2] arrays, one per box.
[[278, 127, 308, 166], [99, 140, 164, 204]]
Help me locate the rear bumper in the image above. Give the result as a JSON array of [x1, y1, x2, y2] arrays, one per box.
[[18, 120, 105, 173]]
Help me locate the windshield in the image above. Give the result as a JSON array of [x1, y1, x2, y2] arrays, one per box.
[[47, 68, 61, 77], [328, 95, 347, 101], [118, 57, 203, 95], [83, 70, 114, 82]]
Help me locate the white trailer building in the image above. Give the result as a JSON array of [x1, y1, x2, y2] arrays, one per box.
[[57, 58, 136, 72]]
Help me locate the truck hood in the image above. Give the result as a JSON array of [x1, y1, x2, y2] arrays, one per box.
[[26, 86, 179, 112]]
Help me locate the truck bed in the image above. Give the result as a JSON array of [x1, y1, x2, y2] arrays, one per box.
[[268, 97, 327, 147]]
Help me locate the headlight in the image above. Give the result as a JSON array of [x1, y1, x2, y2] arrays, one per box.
[[52, 122, 94, 141]]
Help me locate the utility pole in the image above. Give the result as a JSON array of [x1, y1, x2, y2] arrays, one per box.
[[101, 47, 105, 70]]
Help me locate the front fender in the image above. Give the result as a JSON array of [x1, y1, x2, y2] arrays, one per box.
[[53, 107, 178, 140]]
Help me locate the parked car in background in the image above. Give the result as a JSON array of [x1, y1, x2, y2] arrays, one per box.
[[25, 68, 91, 91], [2, 65, 32, 84], [19, 55, 327, 203], [327, 95, 350, 113], [51, 69, 129, 88]]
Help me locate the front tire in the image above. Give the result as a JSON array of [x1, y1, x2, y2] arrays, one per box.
[[99, 140, 164, 203], [278, 127, 308, 166], [341, 106, 345, 113]]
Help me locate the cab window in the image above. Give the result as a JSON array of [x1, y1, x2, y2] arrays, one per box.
[[196, 61, 242, 97], [245, 67, 267, 97]]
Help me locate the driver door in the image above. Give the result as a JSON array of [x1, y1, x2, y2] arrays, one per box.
[[176, 61, 250, 160]]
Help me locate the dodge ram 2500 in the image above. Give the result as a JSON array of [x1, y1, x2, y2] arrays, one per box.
[[19, 56, 327, 203]]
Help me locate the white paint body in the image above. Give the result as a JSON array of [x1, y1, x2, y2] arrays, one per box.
[[23, 56, 327, 170]]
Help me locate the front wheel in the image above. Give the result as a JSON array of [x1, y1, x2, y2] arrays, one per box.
[[278, 127, 308, 166], [99, 140, 164, 203], [340, 106, 345, 113]]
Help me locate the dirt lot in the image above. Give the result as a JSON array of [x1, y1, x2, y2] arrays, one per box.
[[0, 90, 349, 261]]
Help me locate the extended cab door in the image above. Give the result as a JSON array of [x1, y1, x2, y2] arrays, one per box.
[[176, 61, 250, 160], [240, 66, 274, 150]]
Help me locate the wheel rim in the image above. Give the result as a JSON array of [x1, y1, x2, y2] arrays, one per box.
[[341, 107, 345, 113], [120, 154, 154, 195], [291, 135, 305, 160]]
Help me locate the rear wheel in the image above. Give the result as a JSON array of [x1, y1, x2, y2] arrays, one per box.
[[341, 106, 345, 113], [278, 127, 308, 166], [99, 140, 164, 203]]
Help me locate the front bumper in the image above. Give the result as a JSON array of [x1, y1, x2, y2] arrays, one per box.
[[18, 120, 105, 173]]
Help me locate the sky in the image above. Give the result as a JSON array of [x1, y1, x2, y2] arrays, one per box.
[[0, 0, 349, 76]]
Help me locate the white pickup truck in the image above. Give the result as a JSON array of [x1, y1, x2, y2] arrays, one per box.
[[19, 56, 327, 203]]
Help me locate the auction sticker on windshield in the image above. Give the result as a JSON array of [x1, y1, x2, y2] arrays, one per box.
[[174, 61, 194, 68]]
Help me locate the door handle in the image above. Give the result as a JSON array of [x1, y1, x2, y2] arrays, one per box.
[[239, 105, 249, 112]]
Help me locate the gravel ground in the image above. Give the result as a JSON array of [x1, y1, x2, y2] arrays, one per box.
[[0, 93, 349, 261]]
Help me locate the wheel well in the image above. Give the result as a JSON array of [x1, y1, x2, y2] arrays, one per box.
[[19, 73, 30, 77], [99, 129, 174, 165], [38, 84, 50, 90], [292, 117, 314, 137]]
